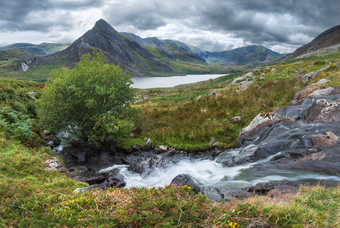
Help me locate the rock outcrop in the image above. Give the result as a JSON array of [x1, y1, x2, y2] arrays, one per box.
[[216, 79, 340, 176]]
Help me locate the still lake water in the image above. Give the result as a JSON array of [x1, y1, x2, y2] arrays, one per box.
[[131, 74, 227, 89]]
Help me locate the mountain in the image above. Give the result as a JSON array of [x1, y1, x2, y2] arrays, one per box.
[[284, 24, 340, 59], [0, 43, 68, 55], [195, 45, 284, 67], [121, 33, 205, 63], [2, 19, 283, 79], [20, 19, 215, 77], [122, 33, 283, 68]]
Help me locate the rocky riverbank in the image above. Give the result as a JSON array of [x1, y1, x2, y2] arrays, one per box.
[[47, 79, 340, 201]]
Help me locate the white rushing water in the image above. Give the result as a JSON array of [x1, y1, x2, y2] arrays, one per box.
[[98, 152, 340, 189], [131, 74, 226, 89]]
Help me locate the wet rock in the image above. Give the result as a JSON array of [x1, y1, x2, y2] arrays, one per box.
[[312, 132, 340, 147], [68, 165, 126, 188], [237, 113, 281, 146], [233, 144, 258, 164], [305, 99, 340, 123], [71, 170, 106, 185], [247, 180, 304, 196], [170, 174, 201, 194], [294, 61, 302, 65], [77, 151, 87, 163], [276, 145, 340, 176], [98, 171, 126, 188], [127, 151, 176, 174], [44, 157, 66, 171], [215, 148, 241, 165]]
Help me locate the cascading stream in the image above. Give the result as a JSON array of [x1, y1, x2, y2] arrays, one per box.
[[98, 152, 340, 189]]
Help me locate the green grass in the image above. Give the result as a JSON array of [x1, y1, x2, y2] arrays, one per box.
[[1, 135, 339, 227], [1, 137, 339, 227], [1, 52, 340, 227], [126, 52, 340, 150], [132, 77, 305, 150]]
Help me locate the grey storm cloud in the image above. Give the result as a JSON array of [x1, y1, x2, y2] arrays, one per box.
[[0, 0, 339, 52], [198, 0, 340, 45], [103, 0, 340, 47], [0, 0, 104, 31]]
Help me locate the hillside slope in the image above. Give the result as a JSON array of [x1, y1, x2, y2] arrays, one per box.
[[284, 24, 340, 59], [17, 19, 218, 78], [122, 32, 283, 68], [196, 45, 284, 67], [0, 43, 68, 55]]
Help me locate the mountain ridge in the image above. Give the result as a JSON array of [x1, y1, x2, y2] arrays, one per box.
[[284, 24, 340, 59], [121, 32, 283, 68], [0, 19, 303, 79]]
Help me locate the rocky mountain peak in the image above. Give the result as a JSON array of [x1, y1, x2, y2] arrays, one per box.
[[92, 19, 118, 34]]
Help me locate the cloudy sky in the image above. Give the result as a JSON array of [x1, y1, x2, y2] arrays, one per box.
[[0, 0, 339, 53]]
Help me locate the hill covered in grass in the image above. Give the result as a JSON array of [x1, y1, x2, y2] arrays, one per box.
[[1, 50, 340, 226], [0, 43, 69, 56]]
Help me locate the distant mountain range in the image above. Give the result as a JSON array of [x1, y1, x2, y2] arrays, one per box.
[[1, 19, 340, 79], [0, 19, 284, 78], [0, 43, 68, 56], [122, 32, 284, 67]]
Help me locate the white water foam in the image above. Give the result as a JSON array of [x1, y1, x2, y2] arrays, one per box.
[[97, 151, 340, 189]]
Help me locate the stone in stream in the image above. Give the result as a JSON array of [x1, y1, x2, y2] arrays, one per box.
[[170, 174, 201, 194], [68, 166, 126, 188]]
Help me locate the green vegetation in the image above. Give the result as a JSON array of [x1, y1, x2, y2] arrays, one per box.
[[0, 79, 43, 146], [0, 49, 340, 227], [0, 43, 68, 55], [38, 51, 139, 145], [0, 138, 339, 227], [126, 52, 340, 150]]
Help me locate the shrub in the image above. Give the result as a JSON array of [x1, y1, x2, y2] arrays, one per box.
[[38, 50, 139, 145]]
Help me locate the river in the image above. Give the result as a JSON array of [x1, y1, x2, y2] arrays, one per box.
[[131, 74, 226, 89]]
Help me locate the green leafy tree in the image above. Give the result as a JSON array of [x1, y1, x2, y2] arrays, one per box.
[[38, 50, 139, 144]]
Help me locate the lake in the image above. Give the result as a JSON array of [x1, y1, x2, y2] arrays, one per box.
[[131, 74, 227, 89]]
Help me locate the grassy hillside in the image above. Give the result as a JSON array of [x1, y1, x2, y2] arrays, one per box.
[[1, 50, 340, 226], [0, 43, 69, 55], [123, 51, 340, 150]]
